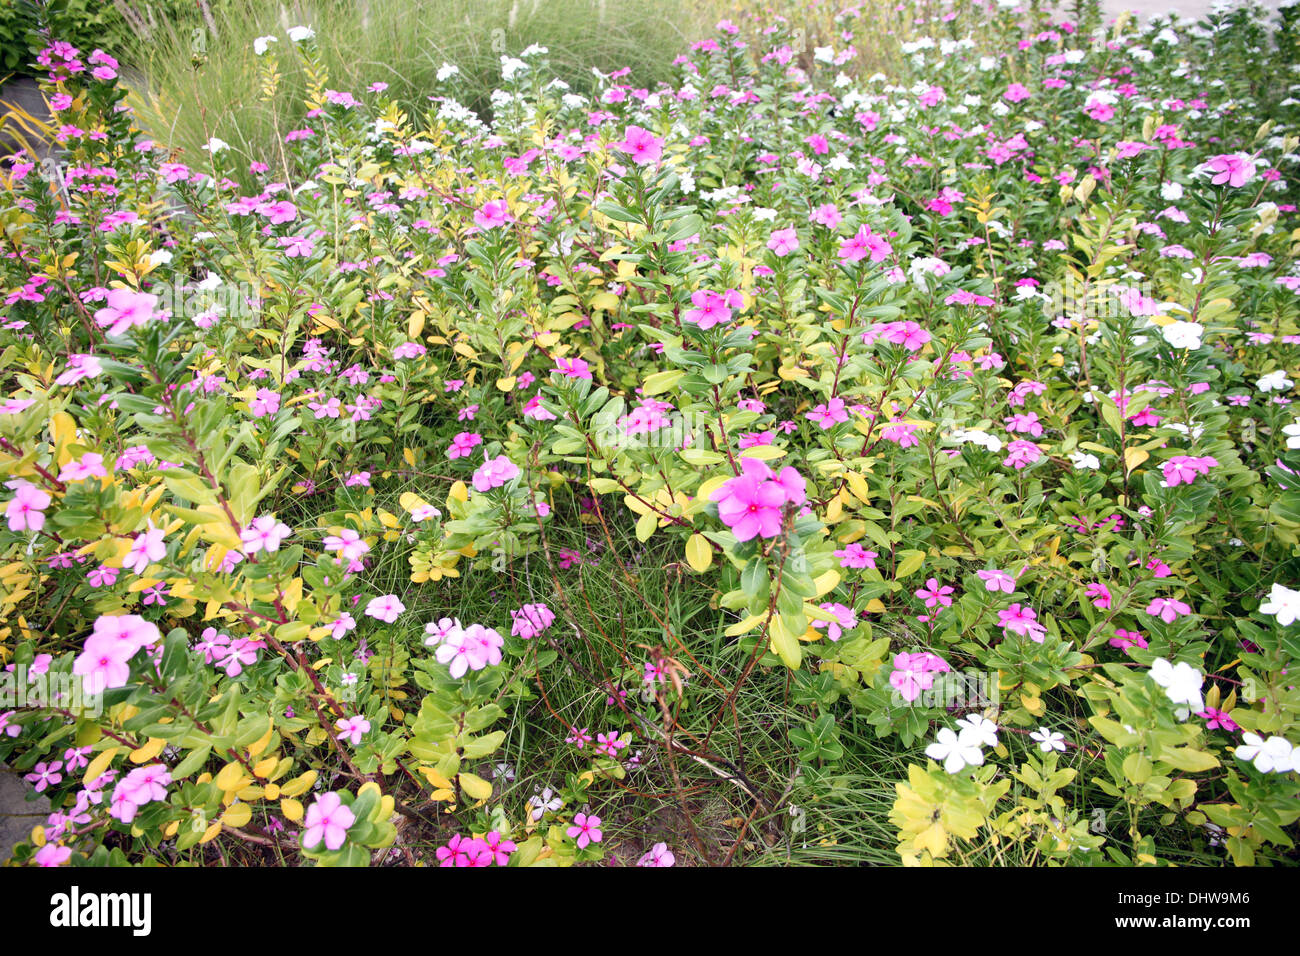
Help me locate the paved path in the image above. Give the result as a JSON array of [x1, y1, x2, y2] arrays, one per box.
[[0, 764, 49, 863]]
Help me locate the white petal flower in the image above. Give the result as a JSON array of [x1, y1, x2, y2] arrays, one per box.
[[253, 35, 277, 56], [926, 726, 984, 773], [287, 26, 315, 42], [1030, 728, 1067, 752], [1259, 583, 1300, 627]]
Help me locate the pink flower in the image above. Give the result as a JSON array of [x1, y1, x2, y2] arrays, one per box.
[[482, 830, 517, 866], [1204, 152, 1255, 188], [25, 761, 62, 792], [834, 543, 878, 569], [997, 603, 1047, 642], [976, 569, 1016, 593], [123, 523, 167, 574], [566, 727, 593, 748], [365, 594, 406, 623], [616, 125, 663, 166], [554, 356, 592, 379], [473, 200, 511, 229], [1109, 628, 1148, 653], [1147, 596, 1192, 623], [303, 792, 356, 851], [435, 623, 504, 678], [567, 812, 603, 848], [637, 842, 676, 866], [1197, 707, 1239, 732], [93, 288, 159, 337], [888, 651, 950, 702], [915, 578, 955, 609], [35, 843, 71, 867], [806, 397, 849, 429], [511, 603, 555, 639], [240, 514, 292, 554], [838, 225, 893, 264], [472, 454, 520, 492], [335, 715, 371, 745], [811, 602, 856, 642], [683, 289, 734, 330], [448, 432, 483, 459], [1002, 439, 1042, 469], [1086, 582, 1112, 610], [250, 388, 281, 417], [73, 614, 160, 694], [710, 458, 804, 542], [767, 227, 800, 256], [5, 483, 51, 532], [1161, 455, 1218, 487]]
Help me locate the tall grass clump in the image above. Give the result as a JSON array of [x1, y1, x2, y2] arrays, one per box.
[[130, 0, 706, 174]]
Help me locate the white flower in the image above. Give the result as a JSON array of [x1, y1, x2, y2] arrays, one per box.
[[527, 787, 563, 821], [1257, 369, 1294, 393], [253, 35, 278, 56], [203, 137, 229, 153], [436, 62, 460, 82], [1030, 728, 1067, 752], [1234, 733, 1296, 773], [813, 45, 835, 63], [286, 25, 315, 42], [1161, 180, 1184, 201], [1161, 320, 1204, 350], [520, 43, 548, 58], [1259, 583, 1300, 627], [925, 726, 984, 773], [1149, 658, 1204, 715], [1282, 419, 1300, 450], [500, 56, 527, 80], [956, 714, 999, 748], [145, 249, 173, 268], [1068, 451, 1101, 470]]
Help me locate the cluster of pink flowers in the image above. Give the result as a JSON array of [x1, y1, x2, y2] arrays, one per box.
[[73, 614, 161, 694], [472, 454, 521, 492], [436, 831, 517, 866], [709, 457, 807, 541], [889, 651, 951, 702], [510, 602, 556, 639], [108, 764, 171, 824], [424, 619, 504, 678], [1161, 455, 1218, 487]]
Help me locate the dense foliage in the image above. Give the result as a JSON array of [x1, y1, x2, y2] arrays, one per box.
[[1, 0, 1299, 866]]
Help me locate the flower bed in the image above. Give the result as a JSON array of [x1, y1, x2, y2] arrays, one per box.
[[1, 1, 1298, 866]]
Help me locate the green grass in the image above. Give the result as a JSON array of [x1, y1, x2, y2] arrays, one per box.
[[127, 0, 708, 177]]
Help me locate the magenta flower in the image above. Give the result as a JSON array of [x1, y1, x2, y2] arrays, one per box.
[[567, 812, 603, 848], [482, 830, 517, 866], [1109, 629, 1148, 653], [93, 288, 159, 337], [915, 578, 955, 609], [335, 715, 371, 745], [448, 432, 483, 459], [4, 482, 51, 532], [683, 289, 734, 330], [710, 459, 793, 542], [838, 225, 892, 264], [1204, 152, 1255, 188], [1197, 707, 1239, 732], [1147, 597, 1192, 623], [1085, 582, 1112, 610], [1161, 455, 1218, 487], [303, 792, 356, 851], [364, 594, 406, 623], [473, 200, 511, 229], [806, 397, 849, 429], [616, 125, 663, 166], [239, 514, 292, 554], [976, 569, 1016, 593], [997, 603, 1047, 642], [25, 761, 62, 792], [834, 543, 878, 569], [472, 454, 520, 492], [637, 842, 676, 867]]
